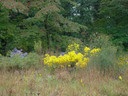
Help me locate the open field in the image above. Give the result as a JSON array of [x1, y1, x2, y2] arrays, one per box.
[[0, 68, 128, 96]]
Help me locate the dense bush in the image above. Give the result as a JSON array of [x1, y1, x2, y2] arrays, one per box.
[[0, 52, 41, 70]]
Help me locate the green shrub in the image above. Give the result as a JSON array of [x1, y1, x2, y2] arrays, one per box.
[[88, 34, 120, 74], [58, 36, 83, 52], [88, 46, 118, 73], [34, 40, 42, 55], [89, 33, 113, 49], [0, 53, 41, 70]]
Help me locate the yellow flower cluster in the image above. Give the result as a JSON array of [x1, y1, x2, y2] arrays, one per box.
[[90, 48, 101, 56], [76, 57, 89, 68], [43, 44, 101, 69], [66, 43, 79, 52], [84, 47, 100, 56], [118, 56, 128, 67], [44, 51, 87, 68], [84, 47, 90, 53]]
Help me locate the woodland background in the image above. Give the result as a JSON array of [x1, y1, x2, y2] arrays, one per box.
[[0, 0, 128, 55]]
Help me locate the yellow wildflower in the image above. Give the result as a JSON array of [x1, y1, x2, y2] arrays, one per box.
[[119, 76, 122, 80], [84, 47, 90, 53], [67, 43, 79, 52], [90, 48, 100, 56], [81, 79, 83, 83], [39, 74, 42, 77], [32, 72, 34, 74], [60, 65, 64, 68], [80, 79, 84, 87]]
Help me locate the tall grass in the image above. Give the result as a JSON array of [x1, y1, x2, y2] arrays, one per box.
[[34, 40, 42, 55], [0, 68, 128, 96], [87, 34, 122, 75]]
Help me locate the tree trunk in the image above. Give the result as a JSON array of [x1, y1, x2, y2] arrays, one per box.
[[44, 15, 50, 50]]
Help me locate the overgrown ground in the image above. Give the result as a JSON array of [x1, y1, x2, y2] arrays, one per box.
[[0, 68, 128, 96], [0, 35, 128, 96]]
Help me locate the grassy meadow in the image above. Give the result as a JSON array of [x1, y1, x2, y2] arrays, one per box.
[[0, 68, 128, 96]]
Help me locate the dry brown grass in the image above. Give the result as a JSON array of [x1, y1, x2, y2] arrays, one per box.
[[0, 68, 128, 96]]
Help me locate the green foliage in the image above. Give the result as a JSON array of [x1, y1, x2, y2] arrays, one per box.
[[0, 2, 17, 55], [1, 0, 29, 15], [0, 53, 41, 70], [89, 46, 118, 73], [0, 0, 87, 54], [88, 34, 119, 74], [0, 0, 128, 55], [34, 40, 42, 55], [54, 35, 83, 51], [63, 0, 101, 25], [89, 33, 113, 48], [93, 0, 128, 49]]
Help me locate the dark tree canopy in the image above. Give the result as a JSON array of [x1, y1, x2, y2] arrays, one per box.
[[0, 0, 128, 55]]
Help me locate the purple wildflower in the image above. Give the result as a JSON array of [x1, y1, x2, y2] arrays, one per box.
[[13, 48, 18, 52], [21, 52, 28, 57], [60, 52, 65, 56], [10, 48, 28, 58], [75, 51, 78, 54]]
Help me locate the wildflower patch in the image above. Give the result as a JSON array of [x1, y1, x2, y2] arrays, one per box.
[[43, 44, 101, 69]]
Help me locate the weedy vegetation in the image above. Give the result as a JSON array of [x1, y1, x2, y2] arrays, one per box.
[[0, 35, 128, 96]]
